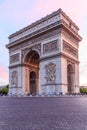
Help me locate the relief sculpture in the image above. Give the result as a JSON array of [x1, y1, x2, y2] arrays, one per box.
[[11, 70, 18, 87], [43, 40, 59, 54], [63, 40, 78, 58], [45, 62, 56, 83], [10, 53, 20, 64]]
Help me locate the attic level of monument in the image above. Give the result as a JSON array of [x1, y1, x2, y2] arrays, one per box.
[[7, 8, 81, 48], [6, 8, 82, 96]]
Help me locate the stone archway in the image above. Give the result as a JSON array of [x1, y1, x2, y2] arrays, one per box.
[[24, 50, 40, 95], [67, 64, 74, 93]]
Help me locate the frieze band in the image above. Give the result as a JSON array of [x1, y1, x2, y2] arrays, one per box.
[[63, 40, 78, 58], [9, 28, 61, 53], [9, 15, 60, 43], [62, 29, 78, 47]]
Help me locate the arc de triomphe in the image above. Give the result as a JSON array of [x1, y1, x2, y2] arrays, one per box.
[[6, 9, 82, 95]]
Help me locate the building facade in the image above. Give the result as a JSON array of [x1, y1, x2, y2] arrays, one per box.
[[6, 9, 82, 95]]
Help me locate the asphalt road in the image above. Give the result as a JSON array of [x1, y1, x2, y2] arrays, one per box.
[[0, 97, 87, 130]]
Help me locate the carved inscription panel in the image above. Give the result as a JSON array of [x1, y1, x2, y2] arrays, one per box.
[[45, 62, 56, 83], [63, 40, 78, 58], [43, 40, 59, 54], [10, 53, 20, 64]]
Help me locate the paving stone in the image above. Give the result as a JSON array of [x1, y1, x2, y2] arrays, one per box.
[[0, 97, 87, 130]]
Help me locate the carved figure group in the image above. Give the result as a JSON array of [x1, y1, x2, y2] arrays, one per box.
[[45, 62, 56, 83]]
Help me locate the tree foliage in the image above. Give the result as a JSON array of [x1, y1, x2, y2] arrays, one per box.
[[0, 85, 9, 95], [80, 88, 87, 94]]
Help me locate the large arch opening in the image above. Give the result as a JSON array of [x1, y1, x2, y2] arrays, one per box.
[[24, 50, 40, 95], [67, 64, 74, 94], [24, 50, 39, 66]]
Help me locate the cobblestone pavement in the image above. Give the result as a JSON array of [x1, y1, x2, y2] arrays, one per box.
[[0, 97, 87, 130]]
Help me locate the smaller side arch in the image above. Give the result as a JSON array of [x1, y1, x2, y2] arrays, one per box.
[[67, 64, 74, 93], [30, 71, 37, 95]]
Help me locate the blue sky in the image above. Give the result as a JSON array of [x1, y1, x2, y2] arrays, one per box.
[[0, 0, 87, 85]]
